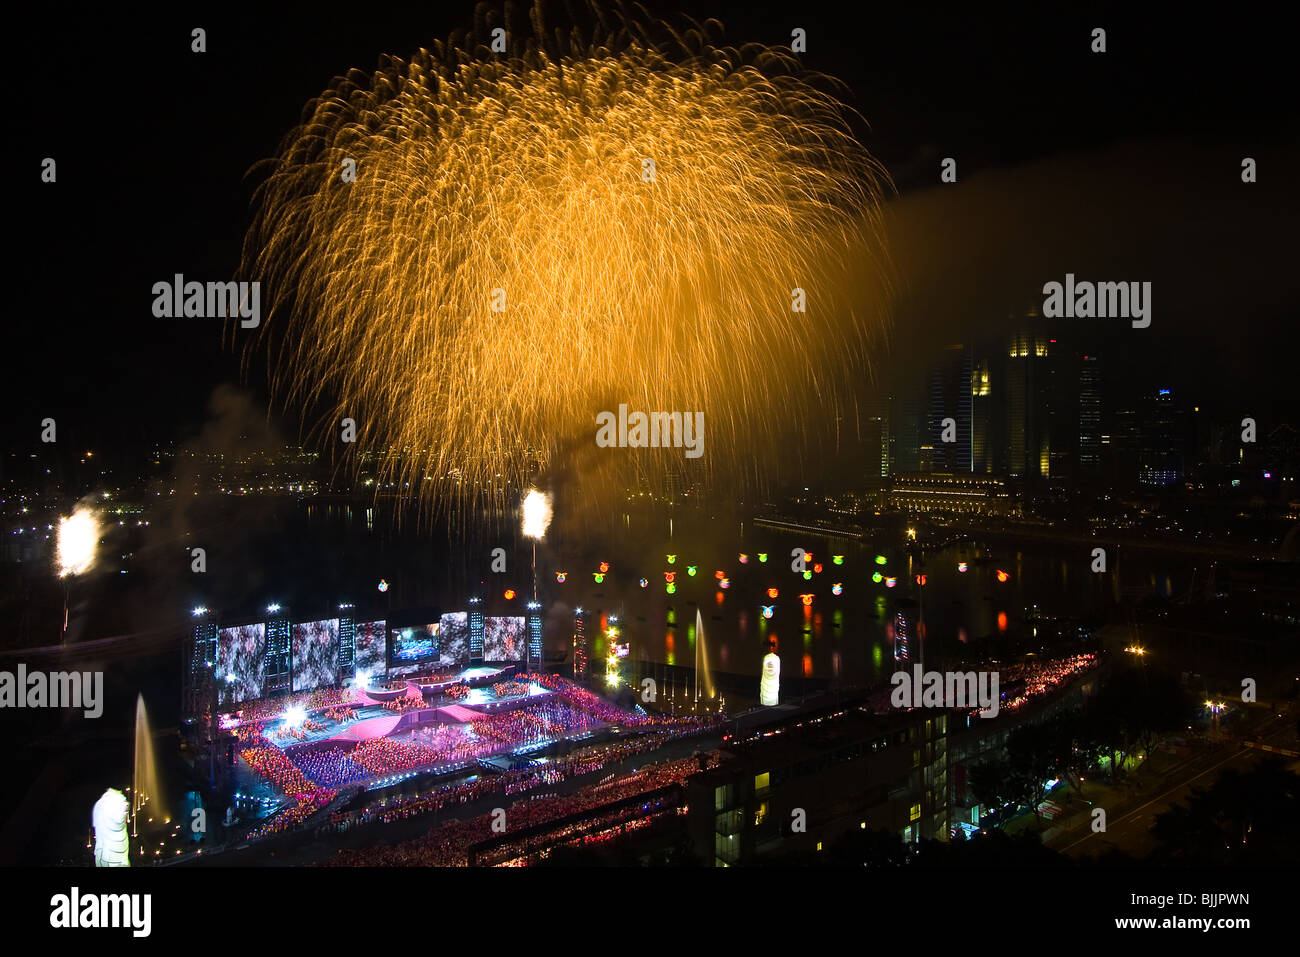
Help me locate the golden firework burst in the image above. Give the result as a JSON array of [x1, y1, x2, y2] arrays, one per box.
[[242, 1, 893, 521]]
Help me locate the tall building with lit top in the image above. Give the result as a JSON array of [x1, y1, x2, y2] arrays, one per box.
[[971, 358, 992, 474], [1005, 327, 1051, 480]]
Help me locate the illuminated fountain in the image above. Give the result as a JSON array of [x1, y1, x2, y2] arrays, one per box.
[[132, 694, 165, 839], [693, 610, 715, 706]]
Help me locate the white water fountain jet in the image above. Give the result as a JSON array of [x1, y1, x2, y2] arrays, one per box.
[[132, 694, 165, 838], [693, 609, 715, 704]]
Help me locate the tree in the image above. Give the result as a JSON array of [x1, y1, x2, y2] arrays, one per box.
[[1148, 759, 1300, 865]]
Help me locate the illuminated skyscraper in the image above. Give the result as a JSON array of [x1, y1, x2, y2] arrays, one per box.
[[929, 344, 972, 472], [1005, 327, 1051, 479], [971, 358, 992, 473], [1078, 355, 1102, 476]]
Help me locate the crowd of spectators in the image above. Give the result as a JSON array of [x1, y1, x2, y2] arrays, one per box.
[[323, 752, 718, 866]]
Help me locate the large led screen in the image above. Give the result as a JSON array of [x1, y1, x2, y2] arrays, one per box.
[[354, 621, 386, 677], [292, 619, 340, 692], [483, 616, 526, 662], [437, 612, 469, 667], [390, 623, 440, 663], [217, 623, 266, 706]]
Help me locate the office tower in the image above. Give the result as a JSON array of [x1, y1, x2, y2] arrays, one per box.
[[928, 344, 973, 472], [971, 358, 992, 473], [1078, 354, 1102, 477]]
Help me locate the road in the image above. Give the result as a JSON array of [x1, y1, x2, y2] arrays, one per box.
[[1053, 708, 1299, 859]]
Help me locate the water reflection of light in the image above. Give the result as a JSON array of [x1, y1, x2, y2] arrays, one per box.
[[997, 611, 1008, 632], [803, 654, 813, 677], [958, 627, 968, 643], [872, 643, 882, 670], [832, 651, 842, 676]]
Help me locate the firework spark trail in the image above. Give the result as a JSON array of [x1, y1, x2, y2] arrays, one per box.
[[243, 2, 892, 520]]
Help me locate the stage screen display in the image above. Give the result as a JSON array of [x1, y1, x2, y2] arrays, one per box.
[[354, 621, 386, 677], [292, 619, 340, 692], [483, 616, 526, 662], [438, 612, 469, 666], [217, 623, 266, 706], [391, 623, 440, 663]]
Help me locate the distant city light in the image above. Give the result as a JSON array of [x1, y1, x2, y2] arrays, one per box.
[[267, 603, 281, 613]]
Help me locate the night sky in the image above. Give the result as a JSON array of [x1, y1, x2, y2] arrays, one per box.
[[12, 2, 1297, 478]]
